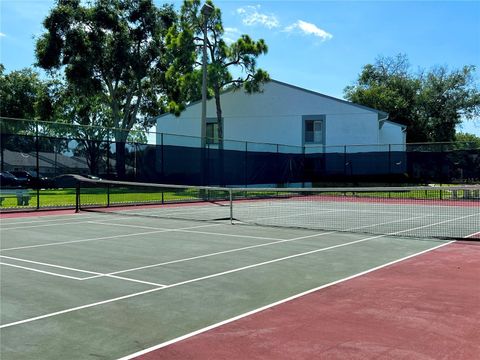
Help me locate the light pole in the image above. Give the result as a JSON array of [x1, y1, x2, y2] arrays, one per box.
[[200, 3, 213, 148], [200, 3, 213, 187]]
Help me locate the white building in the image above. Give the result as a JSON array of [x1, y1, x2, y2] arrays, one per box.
[[156, 79, 406, 150]]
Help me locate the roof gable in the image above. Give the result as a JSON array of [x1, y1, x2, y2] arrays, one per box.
[[157, 78, 389, 119], [269, 79, 388, 117]]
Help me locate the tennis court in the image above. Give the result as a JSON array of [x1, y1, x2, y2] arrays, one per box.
[[1, 182, 479, 359]]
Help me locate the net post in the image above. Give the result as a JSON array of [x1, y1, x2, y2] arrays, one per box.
[[229, 188, 233, 224]]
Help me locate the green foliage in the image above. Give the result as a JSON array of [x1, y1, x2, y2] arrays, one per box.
[[0, 65, 45, 120], [455, 132, 480, 147], [344, 54, 480, 142], [167, 0, 270, 144], [0, 65, 61, 152], [35, 0, 178, 177]]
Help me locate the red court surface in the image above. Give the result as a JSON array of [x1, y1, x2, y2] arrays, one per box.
[[134, 242, 480, 360]]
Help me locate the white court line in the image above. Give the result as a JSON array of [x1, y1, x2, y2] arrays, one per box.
[[0, 233, 381, 329], [90, 211, 432, 278], [89, 221, 285, 241], [2, 211, 472, 283], [392, 212, 479, 236], [0, 219, 125, 231], [465, 231, 480, 238], [0, 223, 221, 252], [237, 202, 427, 216], [11, 217, 432, 286], [104, 275, 166, 287], [116, 240, 454, 360], [0, 255, 166, 287], [236, 203, 441, 223], [0, 214, 102, 226], [235, 208, 435, 233], [0, 212, 473, 329], [0, 262, 86, 280], [0, 234, 454, 330], [0, 212, 152, 230], [0, 255, 100, 275], [82, 231, 337, 279], [88, 221, 165, 231], [48, 213, 434, 279]]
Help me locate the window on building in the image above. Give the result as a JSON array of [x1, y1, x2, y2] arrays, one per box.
[[304, 116, 325, 144], [206, 119, 220, 145]]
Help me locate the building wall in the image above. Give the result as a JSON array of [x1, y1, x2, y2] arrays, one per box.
[[156, 81, 403, 149], [379, 121, 406, 146]]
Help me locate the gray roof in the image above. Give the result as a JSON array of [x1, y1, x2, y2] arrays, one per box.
[[270, 79, 389, 118], [157, 78, 390, 120]]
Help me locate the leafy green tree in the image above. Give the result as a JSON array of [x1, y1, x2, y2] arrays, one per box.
[[0, 65, 52, 157], [35, 0, 177, 178], [455, 132, 480, 147], [0, 65, 43, 120], [417, 66, 480, 142], [168, 0, 270, 147], [344, 54, 480, 142], [47, 79, 113, 175]]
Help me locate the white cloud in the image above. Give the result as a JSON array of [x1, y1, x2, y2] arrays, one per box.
[[223, 27, 241, 45], [0, 32, 6, 37], [284, 20, 333, 41], [224, 27, 240, 34], [236, 5, 280, 29]]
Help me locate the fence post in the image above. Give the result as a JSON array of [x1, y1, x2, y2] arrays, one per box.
[[35, 122, 40, 209], [245, 141, 248, 187], [229, 188, 233, 224], [388, 144, 392, 179], [134, 142, 137, 180], [0, 129, 4, 173], [75, 183, 80, 213], [106, 182, 110, 207], [160, 133, 164, 182], [302, 145, 306, 188], [106, 134, 111, 179]]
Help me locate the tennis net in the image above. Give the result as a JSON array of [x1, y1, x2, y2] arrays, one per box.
[[74, 176, 480, 240]]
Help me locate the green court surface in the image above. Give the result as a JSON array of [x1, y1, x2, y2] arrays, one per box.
[[0, 211, 462, 359]]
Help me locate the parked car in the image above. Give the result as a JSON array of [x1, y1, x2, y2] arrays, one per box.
[[53, 174, 102, 188], [86, 175, 102, 181], [0, 172, 21, 188], [9, 170, 53, 189]]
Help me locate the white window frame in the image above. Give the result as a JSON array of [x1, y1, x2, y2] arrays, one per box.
[[303, 115, 326, 145], [206, 118, 221, 145]]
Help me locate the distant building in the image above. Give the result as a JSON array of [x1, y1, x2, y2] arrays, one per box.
[[156, 79, 406, 150]]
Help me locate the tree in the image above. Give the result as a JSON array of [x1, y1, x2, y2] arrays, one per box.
[[0, 65, 51, 154], [417, 66, 480, 142], [43, 78, 113, 175], [168, 0, 270, 147], [344, 54, 480, 142], [35, 0, 178, 178], [455, 132, 480, 147], [0, 65, 45, 127]]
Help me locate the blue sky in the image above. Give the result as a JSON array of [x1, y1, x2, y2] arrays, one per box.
[[1, 0, 479, 135]]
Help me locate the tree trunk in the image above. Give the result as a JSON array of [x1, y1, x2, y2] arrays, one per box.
[[214, 89, 223, 150], [115, 128, 128, 180], [115, 141, 126, 180], [214, 88, 224, 185], [84, 140, 101, 176]]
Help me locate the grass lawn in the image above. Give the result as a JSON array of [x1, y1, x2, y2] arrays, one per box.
[[0, 187, 474, 210], [0, 187, 230, 209]]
